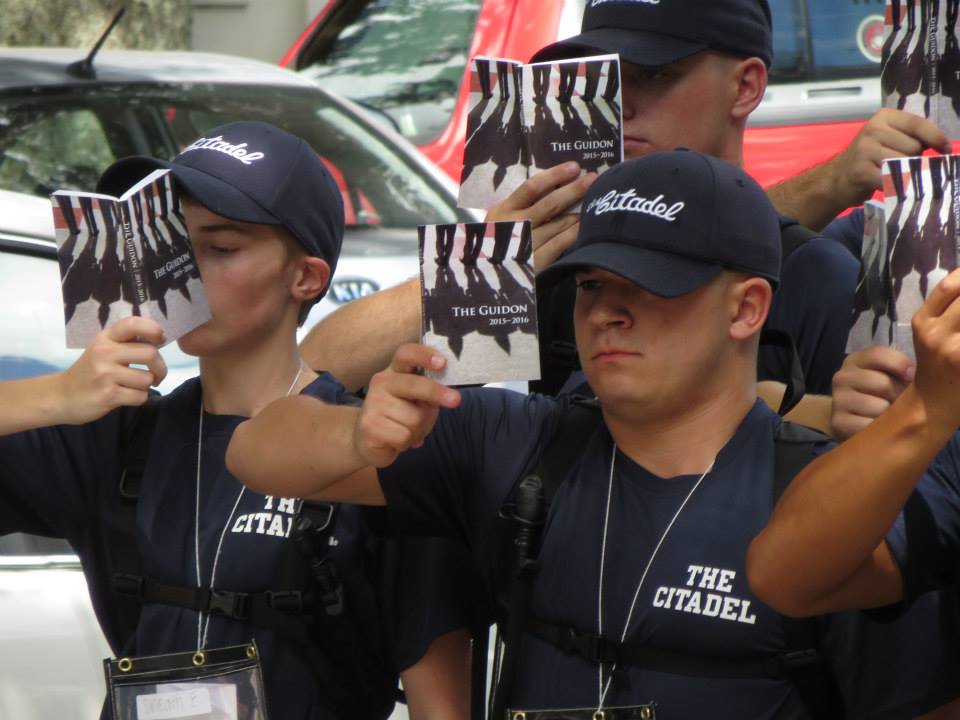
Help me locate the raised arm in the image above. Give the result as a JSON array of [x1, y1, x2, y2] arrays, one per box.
[[748, 269, 960, 616], [299, 277, 421, 392], [765, 109, 949, 231], [0, 316, 166, 436], [228, 343, 460, 503], [298, 163, 594, 391]]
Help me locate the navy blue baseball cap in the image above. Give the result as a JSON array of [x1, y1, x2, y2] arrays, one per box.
[[97, 121, 344, 276], [538, 150, 781, 297], [531, 0, 773, 68]]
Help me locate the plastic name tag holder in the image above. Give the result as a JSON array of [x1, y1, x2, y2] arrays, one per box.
[[103, 642, 268, 720], [507, 705, 656, 720]]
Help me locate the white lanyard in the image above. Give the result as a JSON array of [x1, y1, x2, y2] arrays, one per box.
[[595, 444, 715, 710], [193, 362, 305, 650]]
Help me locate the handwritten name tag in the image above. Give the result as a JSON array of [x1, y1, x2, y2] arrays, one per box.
[[136, 687, 212, 720]]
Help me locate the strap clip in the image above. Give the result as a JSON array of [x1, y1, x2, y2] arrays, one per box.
[[208, 589, 249, 619]]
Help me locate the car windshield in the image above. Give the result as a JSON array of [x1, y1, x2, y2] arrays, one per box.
[[0, 81, 459, 227], [299, 0, 483, 146]]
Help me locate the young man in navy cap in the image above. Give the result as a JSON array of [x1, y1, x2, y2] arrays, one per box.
[[300, 0, 946, 409], [0, 121, 471, 720], [228, 150, 957, 719]]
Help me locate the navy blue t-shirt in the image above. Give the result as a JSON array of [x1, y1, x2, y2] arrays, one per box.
[[822, 207, 865, 259], [886, 433, 960, 601], [0, 374, 474, 720], [379, 389, 960, 719], [760, 217, 859, 395]]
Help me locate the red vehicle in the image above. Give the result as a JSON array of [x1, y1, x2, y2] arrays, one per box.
[[282, 0, 884, 189]]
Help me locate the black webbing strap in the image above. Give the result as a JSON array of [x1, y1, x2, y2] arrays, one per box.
[[112, 571, 369, 715], [759, 327, 807, 416], [106, 395, 162, 652], [780, 221, 818, 259], [524, 615, 815, 679], [772, 421, 844, 719], [112, 574, 306, 620], [491, 400, 602, 720]]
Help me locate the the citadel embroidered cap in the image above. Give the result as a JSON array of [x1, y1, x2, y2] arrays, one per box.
[[538, 149, 781, 297], [531, 0, 773, 68], [97, 121, 344, 274]]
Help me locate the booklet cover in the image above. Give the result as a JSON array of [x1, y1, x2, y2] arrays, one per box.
[[847, 200, 896, 352], [51, 168, 211, 348], [882, 0, 960, 137], [458, 54, 623, 210], [849, 154, 960, 358], [419, 220, 540, 386]]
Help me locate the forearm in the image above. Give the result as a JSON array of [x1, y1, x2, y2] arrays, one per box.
[[765, 158, 852, 232], [748, 384, 952, 612], [227, 395, 369, 497], [400, 629, 471, 720], [300, 278, 421, 391], [0, 373, 71, 435]]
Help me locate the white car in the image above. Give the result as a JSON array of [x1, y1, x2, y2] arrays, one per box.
[[0, 45, 477, 719]]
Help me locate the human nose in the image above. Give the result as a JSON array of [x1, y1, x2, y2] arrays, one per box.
[[586, 288, 632, 329]]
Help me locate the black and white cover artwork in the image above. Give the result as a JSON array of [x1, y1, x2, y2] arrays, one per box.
[[419, 220, 540, 386], [882, 0, 960, 138], [847, 200, 896, 352], [458, 54, 622, 210], [879, 154, 960, 358], [51, 169, 211, 348]]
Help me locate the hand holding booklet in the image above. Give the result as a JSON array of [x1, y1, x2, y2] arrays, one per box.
[[419, 220, 540, 386], [458, 53, 623, 210], [50, 169, 210, 348]]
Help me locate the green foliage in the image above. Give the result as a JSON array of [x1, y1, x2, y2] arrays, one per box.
[[0, 0, 190, 49]]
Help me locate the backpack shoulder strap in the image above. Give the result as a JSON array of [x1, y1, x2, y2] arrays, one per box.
[[107, 393, 163, 650], [780, 220, 818, 260], [487, 399, 603, 720], [773, 421, 844, 719]]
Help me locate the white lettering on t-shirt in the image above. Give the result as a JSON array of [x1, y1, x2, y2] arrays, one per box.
[[650, 564, 757, 626]]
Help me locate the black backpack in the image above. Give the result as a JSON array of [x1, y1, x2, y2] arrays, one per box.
[[483, 400, 842, 720], [107, 395, 402, 718]]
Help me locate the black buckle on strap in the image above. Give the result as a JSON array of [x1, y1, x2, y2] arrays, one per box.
[[267, 590, 304, 613], [207, 589, 249, 619], [559, 628, 619, 665], [780, 648, 818, 671], [113, 573, 145, 597]]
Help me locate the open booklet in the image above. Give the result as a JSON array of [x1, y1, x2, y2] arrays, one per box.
[[419, 220, 540, 386], [50, 168, 211, 348], [458, 53, 623, 210], [847, 154, 960, 359], [882, 0, 960, 137]]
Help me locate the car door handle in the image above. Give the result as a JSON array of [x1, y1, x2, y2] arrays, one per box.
[[807, 86, 864, 99]]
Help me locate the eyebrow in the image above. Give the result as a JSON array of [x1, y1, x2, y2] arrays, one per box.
[[194, 222, 255, 235]]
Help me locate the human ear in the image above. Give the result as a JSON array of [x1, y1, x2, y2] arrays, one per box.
[[729, 276, 772, 341], [292, 257, 332, 303], [730, 57, 767, 120]]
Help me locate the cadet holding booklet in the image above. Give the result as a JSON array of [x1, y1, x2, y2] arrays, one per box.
[[0, 121, 472, 720], [229, 151, 960, 719]]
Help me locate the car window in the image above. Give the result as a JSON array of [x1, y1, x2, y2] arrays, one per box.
[[0, 107, 114, 197], [769, 0, 883, 82], [299, 0, 484, 146], [0, 82, 461, 228]]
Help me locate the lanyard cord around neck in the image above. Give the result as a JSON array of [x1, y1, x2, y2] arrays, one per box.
[[193, 361, 306, 650], [595, 444, 715, 710]]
